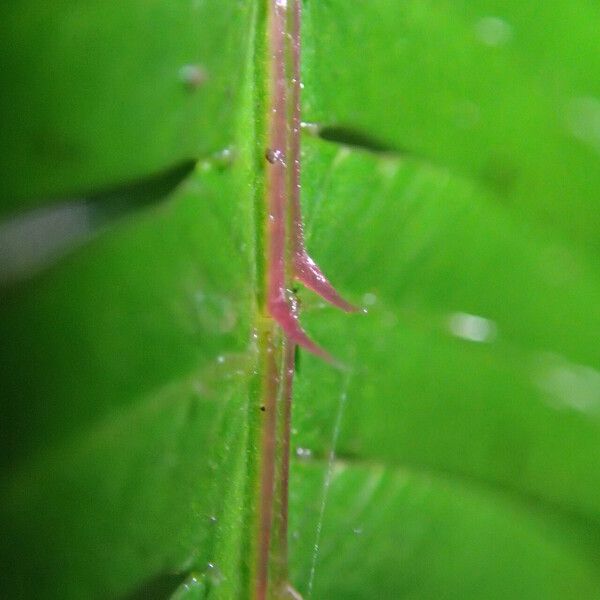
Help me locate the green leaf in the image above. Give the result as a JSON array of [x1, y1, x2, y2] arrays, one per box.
[[2, 1, 600, 599], [303, 0, 600, 257], [1, 156, 257, 597], [290, 463, 600, 600], [288, 137, 600, 597], [0, 0, 250, 211]]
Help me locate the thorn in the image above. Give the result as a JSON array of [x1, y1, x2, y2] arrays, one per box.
[[294, 251, 358, 312], [268, 297, 342, 366]]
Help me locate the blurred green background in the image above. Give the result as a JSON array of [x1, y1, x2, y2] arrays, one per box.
[[2, 1, 600, 598]]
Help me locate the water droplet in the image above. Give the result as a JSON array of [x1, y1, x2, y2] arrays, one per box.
[[170, 572, 206, 600], [362, 292, 377, 306], [301, 121, 321, 136], [447, 312, 497, 343], [179, 64, 208, 89], [265, 148, 285, 165], [296, 447, 312, 459], [212, 146, 236, 169], [474, 16, 512, 47], [216, 355, 225, 364]]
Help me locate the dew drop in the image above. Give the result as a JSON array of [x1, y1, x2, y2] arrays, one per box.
[[179, 64, 208, 89], [265, 148, 285, 165], [170, 572, 206, 600], [212, 146, 236, 169], [296, 447, 313, 459], [362, 292, 377, 306], [301, 121, 321, 136], [447, 312, 497, 343]]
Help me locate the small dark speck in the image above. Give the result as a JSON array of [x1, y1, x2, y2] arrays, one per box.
[[260, 405, 266, 412]]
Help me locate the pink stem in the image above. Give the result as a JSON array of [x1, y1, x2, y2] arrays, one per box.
[[266, 0, 334, 361], [255, 331, 279, 600], [278, 340, 295, 568]]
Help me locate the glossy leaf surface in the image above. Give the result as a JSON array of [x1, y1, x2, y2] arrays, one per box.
[[2, 1, 600, 599]]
